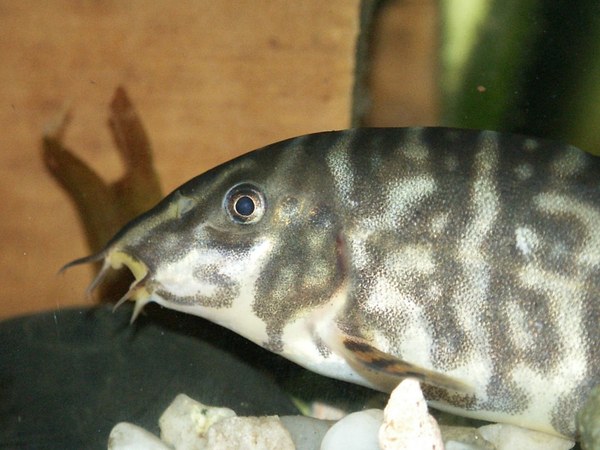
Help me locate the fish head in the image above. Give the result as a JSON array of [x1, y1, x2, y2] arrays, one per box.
[[64, 136, 343, 350]]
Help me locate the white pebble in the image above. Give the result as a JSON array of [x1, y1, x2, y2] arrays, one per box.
[[320, 409, 384, 450], [280, 415, 333, 450], [107, 422, 170, 450], [478, 423, 575, 450], [159, 393, 236, 450], [206, 415, 295, 450]]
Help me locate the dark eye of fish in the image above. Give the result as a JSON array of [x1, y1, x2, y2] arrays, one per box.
[[224, 183, 265, 224], [235, 195, 255, 216]]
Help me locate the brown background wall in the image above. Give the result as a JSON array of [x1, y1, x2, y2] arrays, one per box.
[[0, 1, 361, 318]]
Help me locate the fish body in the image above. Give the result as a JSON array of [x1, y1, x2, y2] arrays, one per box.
[[66, 128, 599, 438]]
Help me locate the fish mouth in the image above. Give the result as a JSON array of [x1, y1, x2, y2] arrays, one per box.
[[62, 248, 153, 323], [106, 250, 153, 322]]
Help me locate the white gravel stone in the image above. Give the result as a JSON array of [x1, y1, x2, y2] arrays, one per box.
[[107, 422, 170, 450], [206, 415, 295, 450], [478, 423, 575, 450], [159, 393, 236, 450], [378, 378, 444, 450], [320, 409, 384, 450], [280, 415, 333, 450]]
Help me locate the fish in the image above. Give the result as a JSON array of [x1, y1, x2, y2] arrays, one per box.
[[63, 127, 599, 439]]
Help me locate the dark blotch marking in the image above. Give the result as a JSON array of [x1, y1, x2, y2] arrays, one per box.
[[343, 339, 372, 353]]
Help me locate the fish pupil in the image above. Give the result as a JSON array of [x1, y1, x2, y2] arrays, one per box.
[[235, 195, 255, 216], [224, 183, 265, 224]]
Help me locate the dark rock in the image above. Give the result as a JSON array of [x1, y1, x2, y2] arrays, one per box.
[[0, 304, 298, 450]]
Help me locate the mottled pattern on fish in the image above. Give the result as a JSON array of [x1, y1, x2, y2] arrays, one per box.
[[66, 128, 599, 438]]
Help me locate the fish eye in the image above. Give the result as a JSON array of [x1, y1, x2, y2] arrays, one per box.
[[224, 183, 266, 224]]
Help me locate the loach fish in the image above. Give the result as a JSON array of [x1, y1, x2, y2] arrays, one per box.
[[63, 127, 599, 439]]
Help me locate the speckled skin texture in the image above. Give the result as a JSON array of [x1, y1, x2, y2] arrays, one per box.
[[77, 128, 599, 438]]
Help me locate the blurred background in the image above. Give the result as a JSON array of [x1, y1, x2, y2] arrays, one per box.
[[1, 0, 599, 319]]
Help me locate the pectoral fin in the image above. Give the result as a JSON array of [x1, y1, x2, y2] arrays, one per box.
[[338, 334, 473, 395]]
